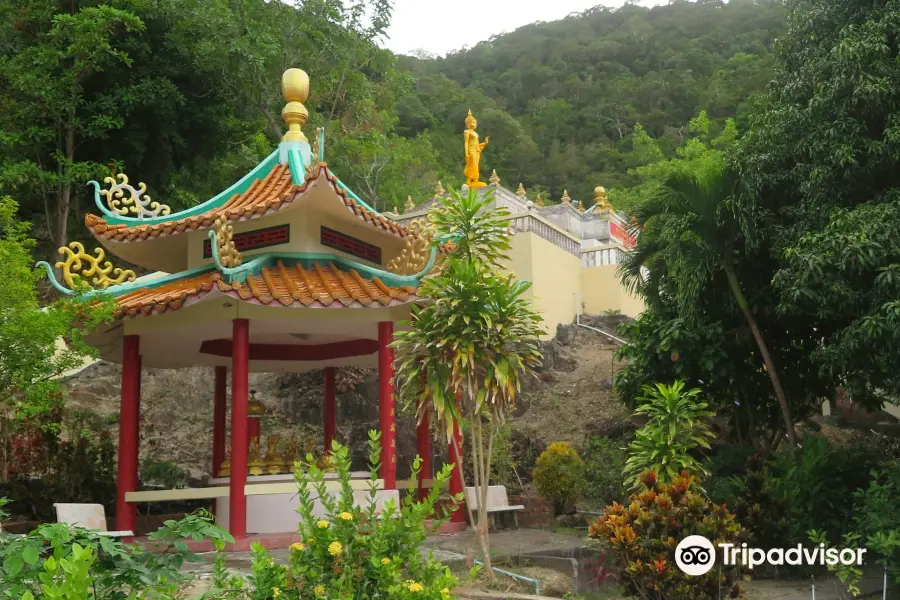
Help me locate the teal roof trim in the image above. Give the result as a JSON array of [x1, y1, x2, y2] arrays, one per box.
[[37, 246, 435, 300], [90, 149, 281, 226], [287, 145, 306, 186]]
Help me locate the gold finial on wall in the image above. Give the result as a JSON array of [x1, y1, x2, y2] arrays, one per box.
[[463, 109, 489, 188], [489, 169, 500, 185], [435, 180, 446, 196], [516, 183, 526, 198], [594, 186, 613, 211], [577, 201, 585, 213], [561, 189, 571, 204], [281, 68, 310, 143], [535, 192, 544, 207], [404, 195, 416, 212]]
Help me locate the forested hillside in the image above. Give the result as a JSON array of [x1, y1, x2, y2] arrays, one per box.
[[397, 0, 784, 203], [0, 0, 782, 258]]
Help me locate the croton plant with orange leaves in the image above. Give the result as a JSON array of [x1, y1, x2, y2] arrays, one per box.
[[588, 471, 747, 600]]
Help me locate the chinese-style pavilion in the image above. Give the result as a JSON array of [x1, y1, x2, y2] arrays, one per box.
[[38, 68, 464, 542]]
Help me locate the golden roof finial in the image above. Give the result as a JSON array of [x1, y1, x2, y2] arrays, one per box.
[[281, 68, 310, 143], [489, 169, 500, 185], [535, 192, 544, 207], [561, 189, 571, 204], [435, 180, 445, 196], [594, 186, 613, 211], [516, 183, 526, 198], [577, 200, 585, 213], [404, 195, 416, 212]]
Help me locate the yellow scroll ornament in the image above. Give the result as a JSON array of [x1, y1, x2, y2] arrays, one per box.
[[55, 242, 136, 290], [214, 215, 242, 268], [387, 219, 434, 276]]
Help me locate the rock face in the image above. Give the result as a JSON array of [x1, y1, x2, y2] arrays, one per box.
[[62, 319, 629, 483]]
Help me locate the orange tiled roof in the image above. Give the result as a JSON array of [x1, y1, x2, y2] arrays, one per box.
[[113, 260, 418, 319], [86, 164, 413, 243]]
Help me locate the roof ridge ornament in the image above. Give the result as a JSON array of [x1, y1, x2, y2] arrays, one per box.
[[55, 242, 136, 290], [214, 215, 242, 269], [535, 192, 544, 207], [561, 189, 571, 204], [489, 169, 500, 185], [281, 68, 310, 143], [91, 173, 171, 219], [434, 180, 445, 196], [387, 218, 435, 276], [516, 183, 526, 198], [404, 195, 416, 212]]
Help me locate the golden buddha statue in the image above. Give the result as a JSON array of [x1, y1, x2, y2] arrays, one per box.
[[218, 455, 230, 478], [265, 435, 283, 475], [248, 436, 266, 476], [282, 437, 300, 473], [463, 109, 489, 188]]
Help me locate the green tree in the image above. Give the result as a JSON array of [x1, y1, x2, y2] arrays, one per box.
[[0, 197, 111, 481], [620, 166, 799, 446], [393, 188, 545, 577], [0, 4, 144, 251], [737, 0, 900, 408]]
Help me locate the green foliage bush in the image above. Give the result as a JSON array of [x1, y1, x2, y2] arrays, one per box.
[[623, 381, 714, 488], [532, 441, 584, 514], [582, 436, 628, 507], [589, 471, 746, 600], [235, 433, 466, 599], [0, 508, 232, 598]]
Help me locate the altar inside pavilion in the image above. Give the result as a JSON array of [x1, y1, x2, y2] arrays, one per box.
[[39, 67, 465, 546]]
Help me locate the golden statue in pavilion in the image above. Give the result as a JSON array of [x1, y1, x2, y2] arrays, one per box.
[[463, 109, 489, 188]]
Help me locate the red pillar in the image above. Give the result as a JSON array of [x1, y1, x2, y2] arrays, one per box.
[[416, 407, 431, 501], [229, 319, 250, 539], [323, 367, 336, 453], [116, 335, 140, 533], [378, 321, 396, 489], [134, 356, 141, 463], [449, 420, 465, 523], [212, 366, 227, 476]]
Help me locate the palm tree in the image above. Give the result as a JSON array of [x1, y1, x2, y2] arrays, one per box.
[[393, 187, 545, 577], [619, 167, 798, 447]]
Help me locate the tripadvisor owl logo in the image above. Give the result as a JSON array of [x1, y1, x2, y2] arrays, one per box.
[[674, 535, 868, 576]]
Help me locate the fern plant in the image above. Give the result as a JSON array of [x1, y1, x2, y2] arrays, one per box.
[[623, 381, 715, 488]]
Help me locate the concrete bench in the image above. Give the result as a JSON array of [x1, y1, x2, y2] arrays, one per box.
[[54, 503, 133, 538], [464, 485, 524, 530]]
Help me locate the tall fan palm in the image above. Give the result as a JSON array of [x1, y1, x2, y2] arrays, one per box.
[[619, 167, 798, 447]]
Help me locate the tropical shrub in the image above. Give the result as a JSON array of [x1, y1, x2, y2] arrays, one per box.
[[533, 442, 584, 515], [0, 509, 232, 598], [582, 436, 628, 507], [588, 471, 746, 600], [623, 381, 714, 488], [242, 433, 467, 599]]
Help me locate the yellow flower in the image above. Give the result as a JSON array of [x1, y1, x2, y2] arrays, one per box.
[[381, 557, 391, 565], [328, 541, 343, 556], [317, 520, 330, 529], [272, 588, 281, 598], [313, 585, 326, 596], [290, 542, 306, 551], [441, 588, 451, 598], [407, 581, 424, 593], [338, 511, 353, 521]]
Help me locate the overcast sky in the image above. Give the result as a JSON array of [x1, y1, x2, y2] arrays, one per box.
[[382, 0, 662, 57]]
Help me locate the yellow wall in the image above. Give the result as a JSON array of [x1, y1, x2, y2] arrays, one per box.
[[504, 232, 581, 339], [581, 265, 645, 317]]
